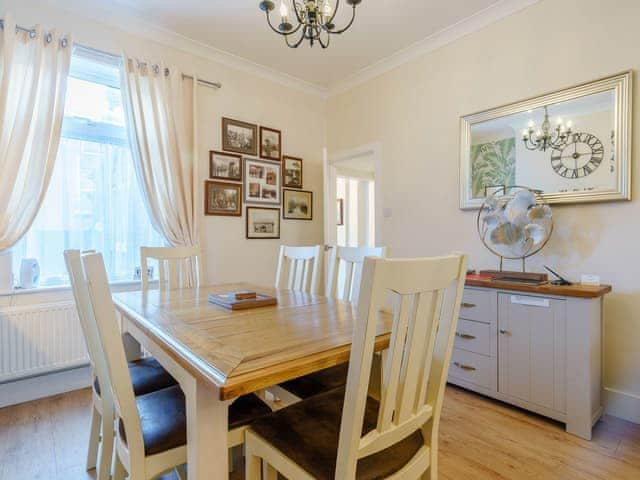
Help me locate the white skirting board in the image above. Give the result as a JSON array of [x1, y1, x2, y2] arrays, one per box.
[[0, 365, 92, 408], [604, 387, 640, 424]]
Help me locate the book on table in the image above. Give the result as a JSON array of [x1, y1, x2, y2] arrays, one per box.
[[208, 290, 277, 310]]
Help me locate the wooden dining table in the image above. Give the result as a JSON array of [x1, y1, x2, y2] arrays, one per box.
[[113, 283, 392, 480]]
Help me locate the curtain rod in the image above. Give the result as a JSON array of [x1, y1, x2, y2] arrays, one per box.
[[0, 19, 222, 90]]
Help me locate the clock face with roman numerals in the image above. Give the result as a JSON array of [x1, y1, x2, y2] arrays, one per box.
[[550, 132, 604, 179]]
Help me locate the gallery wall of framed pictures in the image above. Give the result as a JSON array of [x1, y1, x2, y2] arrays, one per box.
[[207, 116, 313, 238]]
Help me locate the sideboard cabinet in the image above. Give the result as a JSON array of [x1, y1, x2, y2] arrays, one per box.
[[447, 281, 611, 440]]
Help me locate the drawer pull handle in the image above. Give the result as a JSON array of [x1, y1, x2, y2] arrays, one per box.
[[456, 332, 476, 340], [461, 302, 476, 308], [454, 362, 476, 371], [499, 329, 510, 335]]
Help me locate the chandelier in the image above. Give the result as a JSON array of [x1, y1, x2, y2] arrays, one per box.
[[259, 0, 362, 48], [522, 106, 572, 151]]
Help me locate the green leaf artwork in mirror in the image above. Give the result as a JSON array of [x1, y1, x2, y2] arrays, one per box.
[[470, 137, 515, 199]]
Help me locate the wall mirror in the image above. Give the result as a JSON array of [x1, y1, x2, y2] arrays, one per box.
[[459, 71, 632, 210]]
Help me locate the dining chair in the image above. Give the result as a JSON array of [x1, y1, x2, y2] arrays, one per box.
[[246, 253, 468, 480], [327, 246, 388, 303], [277, 246, 388, 402], [81, 251, 273, 480], [141, 246, 204, 291], [274, 245, 322, 294], [64, 250, 177, 480]]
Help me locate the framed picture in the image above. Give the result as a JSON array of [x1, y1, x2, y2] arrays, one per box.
[[246, 207, 280, 239], [337, 198, 344, 225], [222, 117, 258, 156], [209, 150, 242, 181], [283, 189, 313, 220], [244, 158, 281, 205], [204, 181, 242, 216], [282, 155, 303, 188], [260, 126, 282, 161]]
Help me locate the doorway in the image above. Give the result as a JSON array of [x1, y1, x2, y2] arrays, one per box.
[[324, 143, 381, 249]]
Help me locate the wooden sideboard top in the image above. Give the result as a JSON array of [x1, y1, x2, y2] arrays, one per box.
[[465, 276, 612, 298]]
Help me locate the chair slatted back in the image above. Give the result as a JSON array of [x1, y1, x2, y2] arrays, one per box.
[[326, 246, 388, 303], [141, 246, 204, 291], [335, 253, 468, 479], [82, 252, 145, 456], [64, 250, 111, 401], [274, 245, 322, 294]]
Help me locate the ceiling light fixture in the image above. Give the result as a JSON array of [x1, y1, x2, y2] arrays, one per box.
[[259, 0, 362, 49], [522, 106, 573, 152]]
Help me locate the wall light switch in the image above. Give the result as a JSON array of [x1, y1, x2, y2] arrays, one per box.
[[383, 208, 392, 218], [580, 274, 600, 286]]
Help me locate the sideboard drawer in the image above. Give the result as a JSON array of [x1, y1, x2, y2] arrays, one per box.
[[454, 319, 492, 356], [459, 288, 493, 323], [449, 349, 493, 389]]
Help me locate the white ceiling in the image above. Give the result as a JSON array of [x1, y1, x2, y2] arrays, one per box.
[[78, 0, 506, 90]]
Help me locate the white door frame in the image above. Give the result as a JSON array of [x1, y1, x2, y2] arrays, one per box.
[[324, 142, 383, 248]]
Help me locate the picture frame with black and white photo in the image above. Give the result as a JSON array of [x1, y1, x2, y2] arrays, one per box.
[[259, 126, 282, 162], [246, 207, 280, 239], [222, 117, 258, 156], [205, 180, 242, 216], [282, 155, 303, 188], [244, 158, 281, 205], [209, 150, 242, 182], [283, 189, 313, 220]]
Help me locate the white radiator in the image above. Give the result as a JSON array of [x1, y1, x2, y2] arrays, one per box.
[[0, 302, 89, 383]]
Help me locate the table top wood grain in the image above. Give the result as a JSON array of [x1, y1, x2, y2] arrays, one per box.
[[113, 283, 392, 400]]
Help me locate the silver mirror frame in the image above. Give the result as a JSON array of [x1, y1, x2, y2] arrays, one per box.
[[459, 70, 632, 210]]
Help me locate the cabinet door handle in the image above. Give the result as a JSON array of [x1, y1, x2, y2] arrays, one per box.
[[499, 329, 510, 335], [461, 302, 476, 308], [453, 362, 476, 371], [456, 332, 476, 340]]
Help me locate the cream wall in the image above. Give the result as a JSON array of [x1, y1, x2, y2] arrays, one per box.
[[327, 0, 640, 421], [2, 0, 325, 296]]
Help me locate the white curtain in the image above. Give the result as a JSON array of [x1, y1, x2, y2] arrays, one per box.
[[120, 56, 199, 248], [0, 15, 72, 251]]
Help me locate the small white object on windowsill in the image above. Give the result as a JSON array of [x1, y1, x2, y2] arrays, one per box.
[[580, 274, 601, 286]]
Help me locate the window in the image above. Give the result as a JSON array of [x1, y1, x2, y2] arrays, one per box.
[[11, 48, 163, 287]]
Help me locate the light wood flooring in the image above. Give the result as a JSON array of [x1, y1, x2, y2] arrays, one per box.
[[0, 385, 638, 479]]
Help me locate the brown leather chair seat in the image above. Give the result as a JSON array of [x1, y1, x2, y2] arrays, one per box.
[[119, 385, 273, 456], [94, 357, 177, 396], [249, 386, 424, 479], [279, 363, 349, 399]]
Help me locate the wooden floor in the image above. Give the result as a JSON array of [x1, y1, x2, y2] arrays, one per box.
[[0, 385, 638, 479]]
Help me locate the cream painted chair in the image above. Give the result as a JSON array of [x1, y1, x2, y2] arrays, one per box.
[[65, 250, 177, 480], [246, 253, 468, 480], [274, 245, 322, 294], [141, 246, 204, 291], [278, 246, 388, 402], [327, 246, 388, 303], [81, 252, 272, 480]]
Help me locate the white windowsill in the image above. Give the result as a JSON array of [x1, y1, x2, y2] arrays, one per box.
[[0, 279, 154, 297]]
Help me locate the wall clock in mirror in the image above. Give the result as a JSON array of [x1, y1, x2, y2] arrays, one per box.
[[550, 132, 604, 179]]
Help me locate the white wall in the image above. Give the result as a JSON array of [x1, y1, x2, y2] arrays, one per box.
[[327, 0, 640, 422], [1, 0, 325, 301]]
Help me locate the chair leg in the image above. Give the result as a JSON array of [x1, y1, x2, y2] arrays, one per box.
[[263, 462, 278, 480], [245, 443, 261, 480], [112, 454, 127, 480], [86, 405, 101, 471], [97, 409, 115, 480]]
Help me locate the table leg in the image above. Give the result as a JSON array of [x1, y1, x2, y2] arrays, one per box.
[[185, 377, 230, 480]]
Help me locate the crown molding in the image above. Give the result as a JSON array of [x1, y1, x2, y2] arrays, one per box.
[[40, 0, 329, 98], [327, 0, 540, 97]]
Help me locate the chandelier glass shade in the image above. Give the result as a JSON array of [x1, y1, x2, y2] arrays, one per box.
[[522, 106, 573, 152], [259, 0, 361, 48]]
